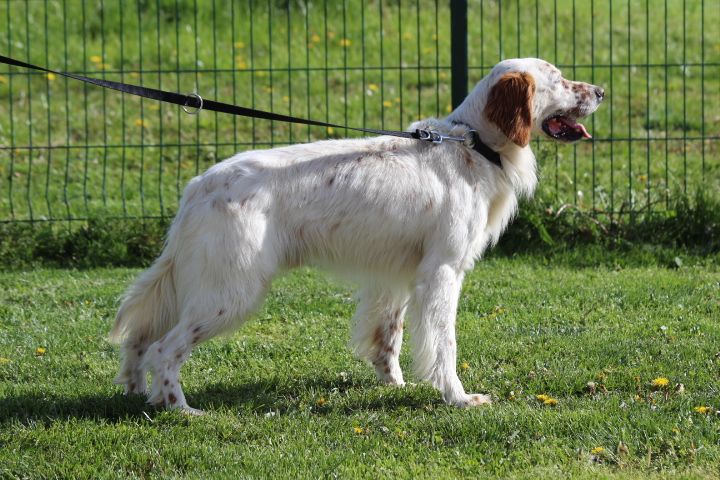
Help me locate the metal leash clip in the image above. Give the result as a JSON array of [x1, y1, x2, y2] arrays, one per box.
[[416, 128, 472, 145]]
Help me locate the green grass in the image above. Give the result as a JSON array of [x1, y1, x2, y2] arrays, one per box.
[[1, 257, 719, 478], [0, 0, 718, 223]]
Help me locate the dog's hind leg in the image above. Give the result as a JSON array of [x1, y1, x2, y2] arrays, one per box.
[[115, 335, 152, 395], [351, 284, 410, 385], [141, 269, 272, 414]]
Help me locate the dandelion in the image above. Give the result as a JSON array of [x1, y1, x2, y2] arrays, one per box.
[[694, 406, 712, 414], [339, 38, 351, 47], [0, 75, 8, 84], [353, 426, 364, 434], [46, 73, 56, 81], [135, 119, 148, 128], [311, 33, 321, 43], [234, 41, 245, 49], [382, 100, 393, 108], [403, 32, 413, 40], [446, 104, 452, 113], [536, 394, 558, 406], [316, 397, 326, 407], [367, 83, 379, 92], [651, 377, 670, 390], [590, 447, 605, 455], [35, 347, 46, 356], [461, 362, 469, 370], [90, 55, 102, 63], [129, 72, 140, 78], [326, 127, 334, 135], [236, 60, 248, 69], [262, 85, 273, 94], [282, 95, 290, 103]]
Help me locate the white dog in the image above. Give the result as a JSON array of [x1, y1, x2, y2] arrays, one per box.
[[111, 58, 604, 414]]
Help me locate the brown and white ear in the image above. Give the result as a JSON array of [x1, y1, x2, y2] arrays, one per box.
[[484, 72, 536, 147]]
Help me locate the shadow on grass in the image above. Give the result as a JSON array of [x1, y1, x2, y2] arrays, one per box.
[[0, 376, 437, 423]]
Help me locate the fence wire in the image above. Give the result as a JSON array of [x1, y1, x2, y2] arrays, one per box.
[[0, 0, 717, 224]]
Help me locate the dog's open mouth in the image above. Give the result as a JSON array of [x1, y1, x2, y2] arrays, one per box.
[[541, 115, 591, 142]]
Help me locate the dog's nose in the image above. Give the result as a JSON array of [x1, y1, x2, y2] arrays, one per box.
[[594, 87, 605, 101]]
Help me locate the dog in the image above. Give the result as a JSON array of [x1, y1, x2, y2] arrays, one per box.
[[110, 58, 604, 414]]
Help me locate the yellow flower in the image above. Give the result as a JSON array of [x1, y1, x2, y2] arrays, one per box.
[[382, 100, 392, 108], [90, 55, 102, 63], [543, 398, 558, 406], [339, 38, 351, 47], [0, 75, 8, 84], [353, 426, 364, 434], [135, 118, 148, 128], [282, 95, 290, 103], [461, 362, 469, 370], [367, 83, 379, 92], [262, 85, 272, 93], [311, 33, 321, 43], [46, 73, 56, 81], [316, 397, 326, 407], [234, 41, 245, 49], [326, 127, 334, 135], [129, 72, 139, 78], [651, 377, 670, 389], [0, 357, 11, 364], [403, 32, 413, 40], [446, 104, 452, 113], [694, 406, 712, 414], [591, 447, 605, 455], [236, 60, 248, 69], [35, 347, 46, 356], [536, 394, 550, 402]]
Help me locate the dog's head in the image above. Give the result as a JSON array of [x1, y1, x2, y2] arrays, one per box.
[[470, 58, 604, 148]]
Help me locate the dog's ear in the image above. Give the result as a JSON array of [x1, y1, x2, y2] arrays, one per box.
[[484, 72, 536, 147]]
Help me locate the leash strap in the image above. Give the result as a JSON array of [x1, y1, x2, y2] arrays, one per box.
[[0, 54, 502, 168]]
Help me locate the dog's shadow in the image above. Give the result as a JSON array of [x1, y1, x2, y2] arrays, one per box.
[[0, 376, 437, 423]]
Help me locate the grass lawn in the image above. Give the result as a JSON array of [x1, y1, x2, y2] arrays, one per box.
[[1, 255, 719, 478]]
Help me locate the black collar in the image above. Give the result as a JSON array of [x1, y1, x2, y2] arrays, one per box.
[[466, 130, 503, 169], [452, 122, 502, 169]]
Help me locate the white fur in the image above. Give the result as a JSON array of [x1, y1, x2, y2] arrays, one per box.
[[111, 58, 603, 413]]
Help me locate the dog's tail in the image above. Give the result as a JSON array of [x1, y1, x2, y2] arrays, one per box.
[[109, 251, 177, 345]]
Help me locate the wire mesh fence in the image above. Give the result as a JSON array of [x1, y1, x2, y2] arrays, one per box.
[[0, 0, 717, 224]]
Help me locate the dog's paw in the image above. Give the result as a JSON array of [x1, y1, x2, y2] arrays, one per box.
[[454, 393, 492, 407], [179, 406, 205, 416]]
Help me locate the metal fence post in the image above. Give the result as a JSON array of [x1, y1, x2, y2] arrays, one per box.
[[450, 0, 468, 109]]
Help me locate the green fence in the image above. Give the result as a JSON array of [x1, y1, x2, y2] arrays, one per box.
[[0, 0, 717, 224]]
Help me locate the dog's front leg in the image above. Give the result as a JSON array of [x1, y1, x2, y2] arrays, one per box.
[[410, 264, 492, 407]]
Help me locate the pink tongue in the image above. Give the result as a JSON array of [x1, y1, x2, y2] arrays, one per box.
[[549, 117, 592, 139], [575, 122, 592, 139]]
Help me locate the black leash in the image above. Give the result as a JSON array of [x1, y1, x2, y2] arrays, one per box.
[[0, 54, 502, 168]]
